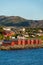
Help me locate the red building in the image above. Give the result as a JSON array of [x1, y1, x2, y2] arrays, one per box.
[[2, 40, 11, 46], [2, 31, 15, 37], [2, 39, 42, 47]]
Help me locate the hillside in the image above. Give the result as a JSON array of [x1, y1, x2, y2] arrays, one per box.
[[0, 16, 43, 28]]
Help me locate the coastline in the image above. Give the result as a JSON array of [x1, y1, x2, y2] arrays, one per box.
[[0, 44, 43, 50]]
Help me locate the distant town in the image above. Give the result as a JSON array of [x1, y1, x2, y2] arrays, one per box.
[[0, 26, 43, 40], [0, 26, 43, 50]]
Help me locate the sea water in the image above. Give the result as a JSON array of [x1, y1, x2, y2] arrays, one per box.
[[0, 48, 43, 65]]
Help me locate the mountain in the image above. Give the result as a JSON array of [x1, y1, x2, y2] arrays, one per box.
[[0, 16, 43, 28]]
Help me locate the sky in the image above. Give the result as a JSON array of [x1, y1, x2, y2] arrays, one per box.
[[0, 0, 43, 20]]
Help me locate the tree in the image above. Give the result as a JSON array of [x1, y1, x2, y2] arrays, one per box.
[[5, 36, 10, 40], [0, 34, 4, 40]]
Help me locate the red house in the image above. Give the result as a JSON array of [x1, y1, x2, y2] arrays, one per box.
[[2, 39, 42, 47]]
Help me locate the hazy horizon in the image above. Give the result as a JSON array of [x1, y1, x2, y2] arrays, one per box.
[[0, 0, 43, 20]]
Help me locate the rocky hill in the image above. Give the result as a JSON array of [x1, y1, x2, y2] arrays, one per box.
[[0, 16, 43, 28]]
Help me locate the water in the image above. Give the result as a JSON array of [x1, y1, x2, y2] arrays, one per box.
[[0, 48, 43, 65]]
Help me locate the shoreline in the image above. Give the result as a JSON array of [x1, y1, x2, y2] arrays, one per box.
[[0, 44, 43, 50]]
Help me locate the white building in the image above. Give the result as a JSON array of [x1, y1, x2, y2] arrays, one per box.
[[17, 36, 25, 39], [11, 37, 15, 39], [24, 35, 29, 38], [3, 27, 11, 31], [22, 28, 25, 32]]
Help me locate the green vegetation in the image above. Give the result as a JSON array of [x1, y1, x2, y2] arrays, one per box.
[[37, 36, 43, 40], [5, 36, 10, 40], [0, 34, 4, 40], [0, 26, 4, 33]]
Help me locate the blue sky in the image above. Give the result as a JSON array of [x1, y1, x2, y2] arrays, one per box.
[[0, 0, 43, 20]]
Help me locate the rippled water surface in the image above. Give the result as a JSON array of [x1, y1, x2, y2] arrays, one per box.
[[0, 48, 43, 65]]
